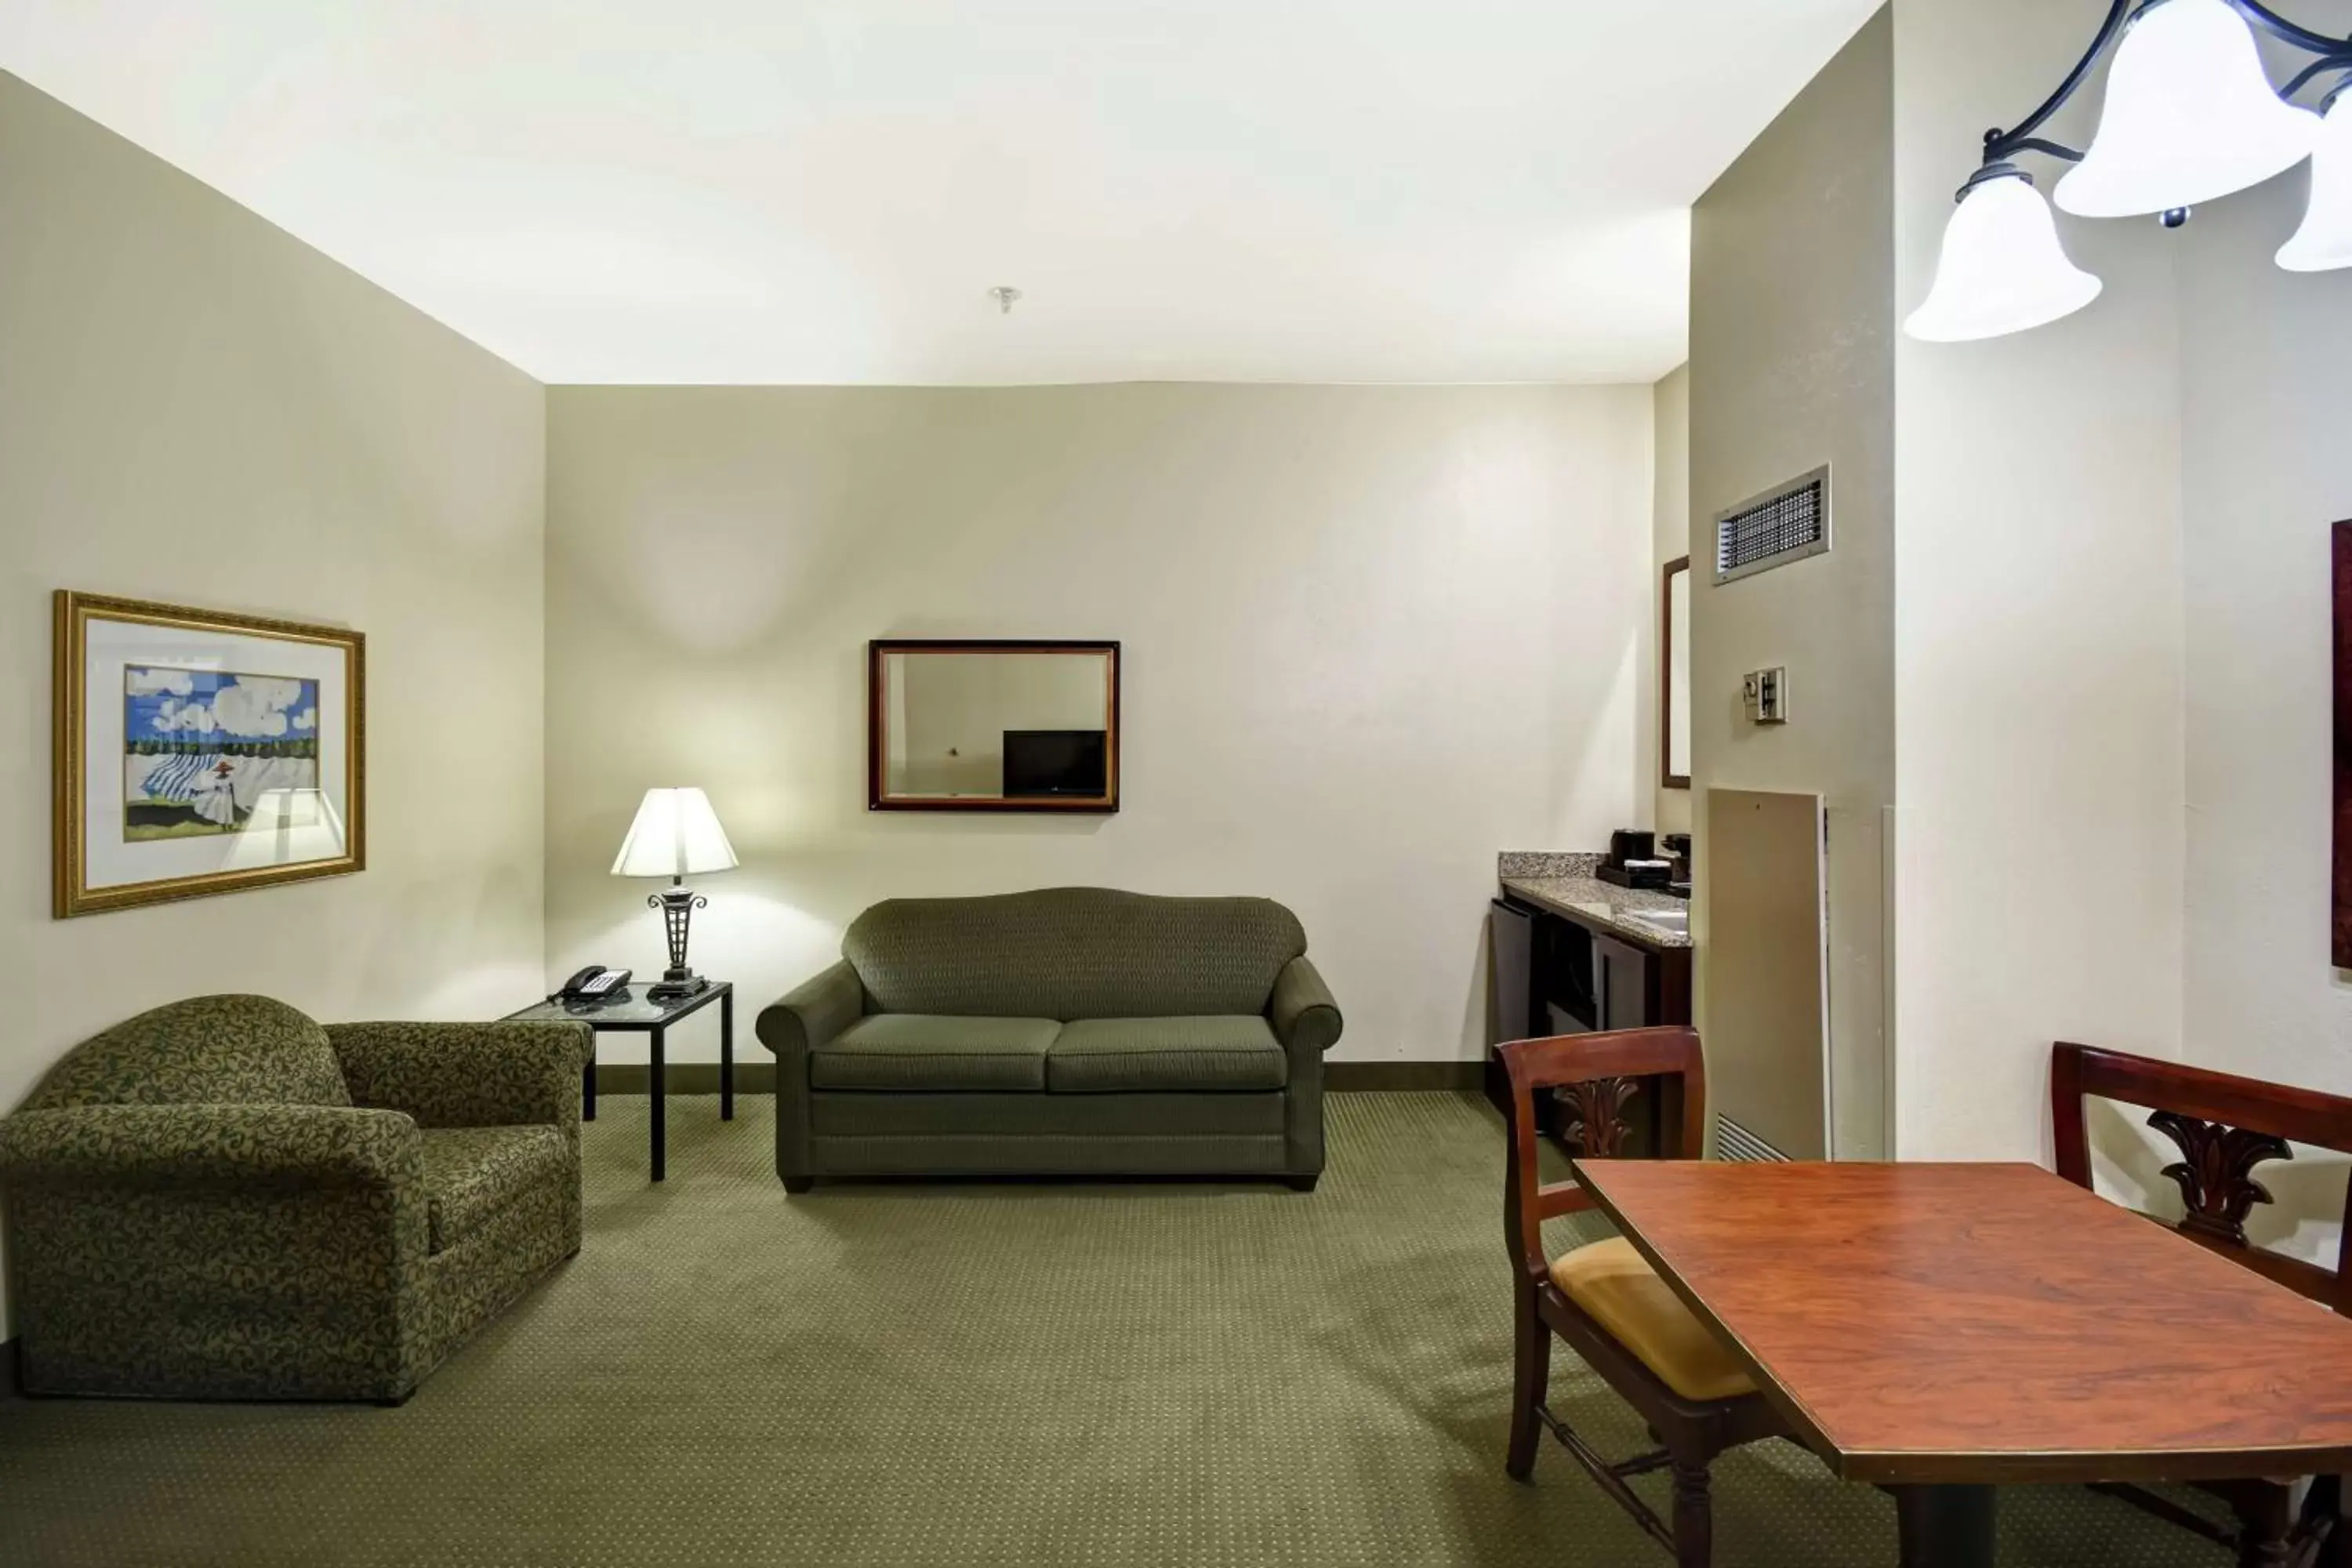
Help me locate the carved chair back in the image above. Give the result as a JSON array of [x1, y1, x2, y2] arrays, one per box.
[[1500, 1028, 1707, 1288], [2052, 1041, 2352, 1313]]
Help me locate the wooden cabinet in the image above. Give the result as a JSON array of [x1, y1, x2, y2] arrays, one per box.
[[1490, 898, 1690, 1040], [1594, 928, 1692, 1030], [1488, 895, 1693, 1154]]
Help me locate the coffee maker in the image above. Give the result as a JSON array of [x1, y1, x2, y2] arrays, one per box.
[[1661, 833, 1692, 895], [1595, 829, 1673, 890]]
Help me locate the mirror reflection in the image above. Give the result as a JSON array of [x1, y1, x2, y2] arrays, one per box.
[[1664, 559, 1691, 788], [873, 643, 1119, 811]]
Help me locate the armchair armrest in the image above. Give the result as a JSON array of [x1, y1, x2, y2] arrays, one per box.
[[757, 960, 864, 1065], [1, 1102, 436, 1399], [328, 1020, 588, 1131], [1269, 956, 1343, 1054], [0, 1103, 421, 1191]]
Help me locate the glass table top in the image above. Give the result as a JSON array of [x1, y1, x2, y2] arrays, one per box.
[[503, 982, 727, 1028]]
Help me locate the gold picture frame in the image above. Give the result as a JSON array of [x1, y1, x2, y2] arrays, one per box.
[[54, 590, 366, 918]]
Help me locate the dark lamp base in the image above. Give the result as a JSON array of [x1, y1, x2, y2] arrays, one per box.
[[645, 883, 714, 1003]]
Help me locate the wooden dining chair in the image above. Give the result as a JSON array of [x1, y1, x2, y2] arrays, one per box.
[[1500, 1027, 1787, 1568], [2053, 1040, 2352, 1568]]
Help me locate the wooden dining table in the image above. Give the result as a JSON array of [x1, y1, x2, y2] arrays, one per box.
[[1570, 1157, 2352, 1567]]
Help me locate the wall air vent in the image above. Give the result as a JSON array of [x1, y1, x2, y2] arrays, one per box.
[[1714, 465, 1830, 585], [1714, 1114, 1791, 1164]]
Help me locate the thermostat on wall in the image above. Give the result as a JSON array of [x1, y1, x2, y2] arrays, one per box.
[[1742, 667, 1788, 724]]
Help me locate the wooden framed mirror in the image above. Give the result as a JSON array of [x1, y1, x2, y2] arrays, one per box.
[[868, 640, 1120, 813], [1661, 557, 1691, 789]]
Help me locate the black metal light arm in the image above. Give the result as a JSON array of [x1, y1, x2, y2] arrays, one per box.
[[1973, 0, 2352, 183], [2283, 51, 2352, 100], [1983, 0, 2135, 165], [2238, 0, 2351, 56]]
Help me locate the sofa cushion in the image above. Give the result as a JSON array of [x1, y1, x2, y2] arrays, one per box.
[[1047, 1016, 1287, 1094], [24, 994, 351, 1112], [811, 1090, 1287, 1139], [420, 1125, 570, 1254], [843, 888, 1306, 1021], [811, 1015, 1060, 1092]]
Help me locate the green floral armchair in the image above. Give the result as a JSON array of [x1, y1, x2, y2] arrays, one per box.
[[0, 994, 589, 1403]]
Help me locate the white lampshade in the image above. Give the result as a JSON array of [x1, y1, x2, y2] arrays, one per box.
[[2055, 0, 2319, 219], [1905, 170, 2104, 343], [612, 787, 739, 879], [2279, 93, 2352, 272]]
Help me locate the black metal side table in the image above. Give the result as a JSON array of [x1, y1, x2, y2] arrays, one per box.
[[503, 981, 732, 1181]]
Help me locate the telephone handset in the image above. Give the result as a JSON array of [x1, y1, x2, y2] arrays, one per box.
[[556, 965, 632, 1001]]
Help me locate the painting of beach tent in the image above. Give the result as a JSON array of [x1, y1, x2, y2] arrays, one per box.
[[122, 667, 321, 840], [56, 591, 365, 919]]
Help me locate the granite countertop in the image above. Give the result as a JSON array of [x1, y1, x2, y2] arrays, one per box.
[[1497, 851, 1691, 950]]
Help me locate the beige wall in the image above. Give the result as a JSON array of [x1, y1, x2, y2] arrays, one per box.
[[1647, 364, 1693, 840], [1891, 0, 2187, 1162], [0, 73, 548, 1336], [543, 383, 1654, 1068], [1696, 0, 2346, 1257], [1690, 9, 1896, 1159], [2176, 140, 2352, 1262], [1887, 0, 2348, 1259]]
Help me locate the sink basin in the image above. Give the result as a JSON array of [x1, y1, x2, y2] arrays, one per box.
[[1625, 908, 1690, 935]]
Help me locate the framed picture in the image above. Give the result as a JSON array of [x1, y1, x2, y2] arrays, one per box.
[[54, 590, 365, 918], [867, 639, 1121, 813], [2336, 521, 2352, 969]]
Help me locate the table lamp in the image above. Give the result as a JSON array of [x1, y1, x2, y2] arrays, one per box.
[[612, 787, 738, 1001]]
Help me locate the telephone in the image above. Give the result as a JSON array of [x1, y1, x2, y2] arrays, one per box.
[[556, 965, 632, 1002]]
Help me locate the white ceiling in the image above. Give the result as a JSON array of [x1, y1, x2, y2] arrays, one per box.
[[2, 1, 1880, 385]]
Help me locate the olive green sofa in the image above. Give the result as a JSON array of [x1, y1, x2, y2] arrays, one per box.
[[758, 888, 1342, 1190], [0, 994, 590, 1403]]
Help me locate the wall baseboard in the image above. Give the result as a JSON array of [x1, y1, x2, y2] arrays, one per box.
[[585, 1062, 1484, 1095], [1323, 1062, 1485, 1092], [594, 1062, 775, 1096]]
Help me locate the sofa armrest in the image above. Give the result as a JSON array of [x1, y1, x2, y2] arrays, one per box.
[[0, 1102, 422, 1191], [328, 1020, 588, 1131], [1269, 957, 1338, 1181], [758, 960, 862, 1189], [757, 961, 864, 1069], [1269, 956, 1343, 1054]]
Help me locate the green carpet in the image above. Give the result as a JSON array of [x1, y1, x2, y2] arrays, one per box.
[[0, 1093, 2220, 1566]]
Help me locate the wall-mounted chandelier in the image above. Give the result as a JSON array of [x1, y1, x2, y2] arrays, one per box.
[[1906, 0, 2352, 343]]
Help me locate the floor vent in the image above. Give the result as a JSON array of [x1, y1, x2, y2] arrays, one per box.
[[1715, 1115, 1791, 1164], [1714, 465, 1829, 584]]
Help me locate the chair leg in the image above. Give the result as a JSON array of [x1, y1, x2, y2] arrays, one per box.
[[2230, 1481, 2295, 1568], [2313, 1476, 2347, 1568], [1504, 1286, 1551, 1481], [1670, 1457, 1713, 1568]]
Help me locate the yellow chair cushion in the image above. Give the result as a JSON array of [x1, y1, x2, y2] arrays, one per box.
[[1549, 1236, 1755, 1403]]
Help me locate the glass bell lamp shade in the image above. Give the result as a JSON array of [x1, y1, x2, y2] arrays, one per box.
[[1905, 170, 2104, 343], [2278, 93, 2352, 272], [2055, 0, 2320, 219], [612, 786, 739, 880]]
